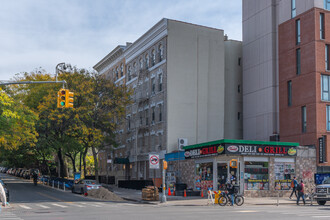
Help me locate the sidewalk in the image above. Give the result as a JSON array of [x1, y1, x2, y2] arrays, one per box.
[[106, 185, 314, 206]]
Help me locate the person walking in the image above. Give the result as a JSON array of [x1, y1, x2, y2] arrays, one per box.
[[289, 176, 298, 199], [296, 180, 306, 205]]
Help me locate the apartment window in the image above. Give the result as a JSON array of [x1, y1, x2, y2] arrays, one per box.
[[120, 64, 124, 77], [326, 45, 330, 71], [140, 113, 143, 125], [325, 0, 330, 10], [238, 84, 241, 93], [296, 19, 300, 45], [158, 74, 163, 91], [151, 78, 155, 94], [159, 44, 164, 61], [237, 112, 241, 120], [145, 109, 149, 125], [288, 81, 292, 106], [291, 0, 296, 18], [128, 116, 131, 130], [302, 106, 307, 133], [327, 106, 330, 131], [152, 49, 156, 66], [139, 58, 143, 69], [238, 57, 241, 66], [159, 105, 162, 122], [133, 62, 137, 73], [152, 107, 155, 123], [145, 54, 149, 69], [321, 13, 325, 39], [116, 67, 119, 80], [296, 48, 301, 75], [127, 66, 132, 81], [321, 74, 330, 101]]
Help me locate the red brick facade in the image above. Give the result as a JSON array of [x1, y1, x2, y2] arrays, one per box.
[[279, 8, 330, 167]]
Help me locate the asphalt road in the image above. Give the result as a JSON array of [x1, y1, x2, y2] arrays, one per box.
[[1, 173, 330, 220]]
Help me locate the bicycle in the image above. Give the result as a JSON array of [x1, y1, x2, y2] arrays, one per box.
[[218, 191, 244, 206]]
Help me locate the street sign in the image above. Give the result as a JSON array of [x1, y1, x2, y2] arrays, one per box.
[[149, 154, 159, 169]]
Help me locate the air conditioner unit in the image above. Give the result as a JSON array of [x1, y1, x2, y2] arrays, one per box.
[[178, 138, 188, 151]]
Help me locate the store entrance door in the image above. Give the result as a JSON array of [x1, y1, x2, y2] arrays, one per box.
[[217, 162, 228, 190]]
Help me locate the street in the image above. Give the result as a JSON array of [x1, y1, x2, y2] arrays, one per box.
[[0, 173, 329, 220]]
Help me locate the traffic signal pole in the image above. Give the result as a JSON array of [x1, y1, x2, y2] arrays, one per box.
[[0, 80, 66, 87]]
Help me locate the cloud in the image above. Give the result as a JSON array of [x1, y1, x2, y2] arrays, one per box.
[[0, 0, 241, 80]]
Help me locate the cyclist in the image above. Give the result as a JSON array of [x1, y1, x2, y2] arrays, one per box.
[[227, 181, 235, 206]]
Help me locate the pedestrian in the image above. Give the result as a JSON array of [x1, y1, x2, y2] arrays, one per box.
[[227, 181, 235, 206], [296, 180, 306, 205], [289, 176, 298, 199]]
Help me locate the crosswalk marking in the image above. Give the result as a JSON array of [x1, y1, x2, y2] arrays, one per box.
[[19, 205, 31, 209], [312, 216, 330, 218], [51, 203, 67, 208], [36, 204, 50, 209], [70, 203, 85, 207]]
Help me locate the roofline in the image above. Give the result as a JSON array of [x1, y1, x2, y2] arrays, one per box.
[[93, 45, 126, 70], [183, 139, 300, 150]]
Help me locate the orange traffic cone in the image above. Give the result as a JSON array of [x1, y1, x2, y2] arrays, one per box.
[[201, 190, 204, 197], [184, 189, 187, 197], [168, 187, 171, 196]]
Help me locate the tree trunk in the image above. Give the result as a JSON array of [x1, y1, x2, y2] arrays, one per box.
[[57, 148, 65, 178], [82, 146, 88, 178], [92, 146, 99, 183], [66, 153, 76, 173], [79, 152, 82, 172]]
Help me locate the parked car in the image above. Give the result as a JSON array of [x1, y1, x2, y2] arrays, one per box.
[[0, 179, 9, 202], [71, 179, 102, 194], [315, 178, 330, 205]]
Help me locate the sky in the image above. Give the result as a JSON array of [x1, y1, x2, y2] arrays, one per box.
[[0, 0, 242, 81]]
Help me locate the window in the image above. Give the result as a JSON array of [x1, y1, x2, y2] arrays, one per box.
[[288, 81, 292, 106], [145, 54, 149, 69], [139, 58, 143, 69], [296, 48, 301, 75], [159, 44, 164, 61], [274, 162, 295, 190], [195, 163, 213, 190], [237, 112, 241, 120], [151, 49, 156, 66], [145, 109, 149, 125], [152, 107, 155, 123], [321, 13, 325, 39], [296, 19, 300, 45], [291, 0, 296, 18], [116, 67, 119, 80], [140, 113, 143, 125], [327, 106, 330, 131], [134, 62, 137, 74], [302, 106, 307, 133], [120, 64, 124, 77], [128, 116, 131, 130], [325, 0, 330, 10], [238, 57, 241, 66], [238, 84, 241, 93], [158, 74, 163, 91], [159, 105, 162, 122], [322, 75, 330, 101], [244, 162, 269, 190], [151, 78, 155, 94], [127, 66, 132, 81], [326, 45, 330, 71]]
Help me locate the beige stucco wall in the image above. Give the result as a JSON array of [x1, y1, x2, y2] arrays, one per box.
[[224, 40, 243, 139], [166, 20, 225, 153]]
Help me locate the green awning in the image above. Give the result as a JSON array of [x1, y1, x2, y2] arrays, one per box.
[[183, 139, 299, 150], [114, 157, 129, 164]]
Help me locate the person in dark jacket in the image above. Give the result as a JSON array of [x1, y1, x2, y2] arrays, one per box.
[[227, 181, 236, 206], [296, 180, 306, 205]]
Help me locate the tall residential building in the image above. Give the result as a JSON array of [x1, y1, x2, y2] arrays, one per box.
[[94, 18, 242, 184], [243, 0, 330, 171]]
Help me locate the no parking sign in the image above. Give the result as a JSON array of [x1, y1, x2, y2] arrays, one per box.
[[149, 154, 159, 169]]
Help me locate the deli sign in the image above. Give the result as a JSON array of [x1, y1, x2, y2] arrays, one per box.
[[185, 145, 225, 159], [225, 144, 297, 156]]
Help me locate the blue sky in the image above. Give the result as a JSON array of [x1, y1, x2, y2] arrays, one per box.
[[0, 0, 242, 81]]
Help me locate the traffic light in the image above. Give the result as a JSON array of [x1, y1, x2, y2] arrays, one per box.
[[57, 89, 66, 108], [65, 90, 74, 108], [163, 160, 168, 170]]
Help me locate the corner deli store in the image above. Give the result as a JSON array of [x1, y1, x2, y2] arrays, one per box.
[[179, 139, 316, 197]]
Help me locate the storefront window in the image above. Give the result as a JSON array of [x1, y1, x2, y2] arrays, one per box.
[[244, 162, 269, 190], [274, 162, 295, 190], [195, 163, 213, 190]]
